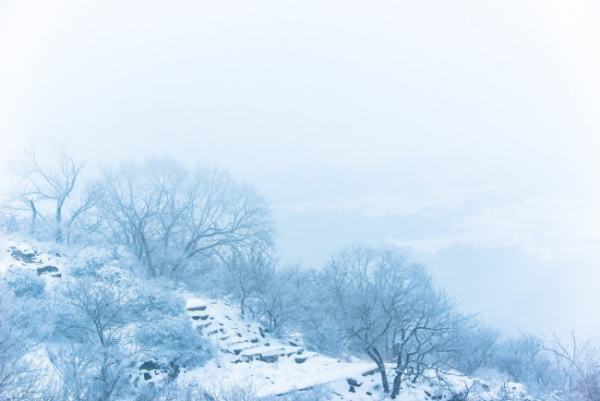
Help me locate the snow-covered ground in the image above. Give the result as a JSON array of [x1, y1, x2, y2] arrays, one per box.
[[181, 295, 374, 398], [0, 239, 541, 401], [178, 296, 534, 401], [1, 239, 65, 275]]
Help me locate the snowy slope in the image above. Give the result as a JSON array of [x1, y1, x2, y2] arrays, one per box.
[[179, 296, 535, 401], [0, 240, 541, 401], [0, 240, 66, 276], [181, 295, 374, 398]]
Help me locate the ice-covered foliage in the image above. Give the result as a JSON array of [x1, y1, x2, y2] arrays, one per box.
[[0, 148, 592, 401], [98, 159, 273, 278], [4, 267, 47, 298], [135, 314, 208, 370], [0, 235, 593, 401], [0, 282, 49, 400], [0, 239, 211, 401]]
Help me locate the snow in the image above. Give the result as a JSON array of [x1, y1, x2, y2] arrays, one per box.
[[0, 239, 542, 401], [0, 238, 66, 276], [179, 296, 534, 401], [181, 295, 375, 398]]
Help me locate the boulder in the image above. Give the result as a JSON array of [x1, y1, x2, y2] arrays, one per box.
[[10, 247, 37, 263], [37, 266, 59, 275]]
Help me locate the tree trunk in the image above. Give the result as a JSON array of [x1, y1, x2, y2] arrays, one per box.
[[390, 371, 402, 399], [27, 199, 37, 235], [240, 296, 246, 318], [390, 355, 404, 399], [367, 346, 389, 393], [55, 205, 63, 243]]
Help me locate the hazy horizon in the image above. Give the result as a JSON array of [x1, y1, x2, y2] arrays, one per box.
[[1, 0, 599, 341]]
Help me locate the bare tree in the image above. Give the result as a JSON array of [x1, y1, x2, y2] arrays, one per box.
[[253, 264, 308, 334], [316, 246, 459, 398], [545, 332, 600, 401], [493, 335, 549, 387], [99, 158, 272, 278], [317, 246, 396, 393], [6, 143, 98, 242], [49, 344, 96, 401], [0, 284, 46, 401], [447, 317, 500, 375], [389, 290, 458, 398], [54, 278, 137, 401], [220, 242, 275, 318]]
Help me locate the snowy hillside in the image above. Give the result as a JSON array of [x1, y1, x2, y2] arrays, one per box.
[[179, 296, 534, 401], [0, 239, 554, 401], [181, 295, 374, 398]]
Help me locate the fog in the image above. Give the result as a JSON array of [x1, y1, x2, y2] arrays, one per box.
[[1, 0, 599, 339]]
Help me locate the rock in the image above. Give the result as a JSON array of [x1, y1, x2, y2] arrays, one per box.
[[294, 357, 308, 364], [258, 354, 279, 363], [347, 378, 362, 387], [10, 247, 37, 263], [362, 368, 378, 377], [139, 360, 161, 371], [168, 361, 180, 379], [37, 266, 59, 275], [143, 373, 151, 380], [187, 305, 207, 312]]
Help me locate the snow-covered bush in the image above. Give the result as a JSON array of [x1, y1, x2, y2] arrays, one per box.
[[445, 318, 500, 375], [68, 246, 120, 277], [5, 267, 46, 298], [491, 334, 563, 395], [0, 283, 47, 400], [134, 285, 186, 319], [135, 314, 209, 370], [44, 249, 210, 400]]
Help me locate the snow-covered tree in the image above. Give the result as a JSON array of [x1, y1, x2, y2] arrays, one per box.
[[53, 277, 135, 401], [0, 283, 46, 401], [545, 333, 600, 401], [313, 246, 458, 397], [5, 143, 100, 242], [446, 316, 500, 375], [98, 158, 273, 278]]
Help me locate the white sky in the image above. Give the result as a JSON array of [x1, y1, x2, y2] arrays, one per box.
[[1, 0, 599, 339]]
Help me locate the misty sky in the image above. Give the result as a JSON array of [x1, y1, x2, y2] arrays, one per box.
[[1, 0, 599, 339]]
